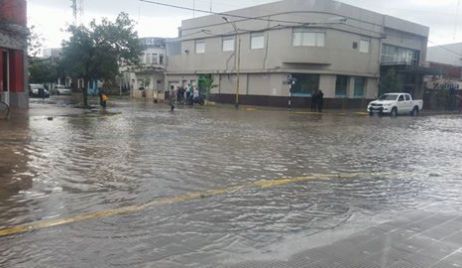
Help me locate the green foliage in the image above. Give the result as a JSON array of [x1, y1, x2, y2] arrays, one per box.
[[27, 25, 43, 57], [60, 12, 142, 107], [198, 74, 217, 100], [29, 58, 58, 84], [380, 68, 403, 94]]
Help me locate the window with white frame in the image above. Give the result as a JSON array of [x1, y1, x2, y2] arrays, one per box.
[[251, 32, 265, 50], [195, 40, 205, 54], [359, 40, 370, 53], [222, 36, 235, 52], [293, 29, 325, 47]]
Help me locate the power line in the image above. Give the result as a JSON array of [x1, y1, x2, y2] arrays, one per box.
[[138, 0, 307, 25], [454, 0, 461, 41], [138, 0, 389, 38]]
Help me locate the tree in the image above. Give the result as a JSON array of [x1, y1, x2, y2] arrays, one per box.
[[60, 12, 141, 107], [27, 25, 43, 57], [198, 74, 217, 100], [380, 68, 403, 95], [29, 58, 58, 84]]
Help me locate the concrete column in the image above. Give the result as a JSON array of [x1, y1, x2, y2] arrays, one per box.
[[319, 75, 336, 98], [348, 77, 355, 98]]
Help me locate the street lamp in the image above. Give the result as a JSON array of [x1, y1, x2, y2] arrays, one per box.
[[222, 16, 241, 109]]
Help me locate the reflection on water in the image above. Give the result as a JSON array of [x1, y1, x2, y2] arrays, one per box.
[[1, 99, 462, 267]]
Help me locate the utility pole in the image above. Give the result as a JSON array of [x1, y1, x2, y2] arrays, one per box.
[[70, 0, 84, 25], [71, 0, 77, 24], [222, 17, 241, 109], [193, 0, 196, 17]]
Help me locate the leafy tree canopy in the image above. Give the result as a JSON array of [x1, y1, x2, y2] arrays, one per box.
[[60, 12, 141, 107]]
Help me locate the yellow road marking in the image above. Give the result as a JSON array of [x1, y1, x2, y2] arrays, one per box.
[[0, 172, 387, 238]]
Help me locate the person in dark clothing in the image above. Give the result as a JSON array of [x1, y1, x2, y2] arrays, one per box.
[[457, 93, 462, 113], [311, 91, 318, 112], [177, 87, 185, 104], [317, 90, 324, 113], [169, 85, 176, 112]]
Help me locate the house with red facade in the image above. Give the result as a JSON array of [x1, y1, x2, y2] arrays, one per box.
[[0, 0, 28, 109]]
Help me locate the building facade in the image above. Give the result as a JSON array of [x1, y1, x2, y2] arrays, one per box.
[[427, 43, 462, 67], [426, 43, 462, 89], [424, 43, 462, 110], [0, 0, 28, 109], [166, 0, 429, 108], [123, 37, 167, 101]]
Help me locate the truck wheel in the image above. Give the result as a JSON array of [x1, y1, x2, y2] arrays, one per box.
[[391, 108, 398, 117], [411, 107, 419, 116]]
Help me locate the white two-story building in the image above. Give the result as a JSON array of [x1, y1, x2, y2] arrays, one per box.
[[164, 0, 429, 108], [123, 37, 167, 101]]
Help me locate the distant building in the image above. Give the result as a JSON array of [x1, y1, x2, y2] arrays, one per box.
[[424, 43, 462, 110], [0, 0, 28, 108], [425, 44, 462, 91], [42, 48, 63, 59], [166, 0, 430, 108], [426, 43, 462, 82], [122, 37, 167, 100], [427, 43, 462, 67]]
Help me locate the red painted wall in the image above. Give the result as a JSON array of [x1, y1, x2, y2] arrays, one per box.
[[9, 50, 24, 92], [429, 62, 462, 80], [0, 0, 27, 26]]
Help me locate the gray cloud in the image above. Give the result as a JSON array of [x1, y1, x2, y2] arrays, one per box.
[[28, 0, 462, 47]]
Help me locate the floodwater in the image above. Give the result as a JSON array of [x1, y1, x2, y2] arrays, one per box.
[[1, 97, 462, 267]]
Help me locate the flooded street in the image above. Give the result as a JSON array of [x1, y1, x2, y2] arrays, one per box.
[[1, 97, 462, 267]]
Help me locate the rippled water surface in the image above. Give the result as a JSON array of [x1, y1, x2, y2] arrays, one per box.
[[1, 98, 462, 267]]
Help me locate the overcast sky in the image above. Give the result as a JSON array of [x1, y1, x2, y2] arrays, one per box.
[[28, 0, 462, 49]]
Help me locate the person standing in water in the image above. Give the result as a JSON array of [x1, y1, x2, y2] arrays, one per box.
[[169, 85, 177, 111], [99, 90, 108, 109]]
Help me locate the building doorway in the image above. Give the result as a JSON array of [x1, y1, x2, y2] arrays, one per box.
[[1, 50, 10, 106]]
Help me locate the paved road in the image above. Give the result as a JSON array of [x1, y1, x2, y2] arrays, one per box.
[[0, 97, 461, 267]]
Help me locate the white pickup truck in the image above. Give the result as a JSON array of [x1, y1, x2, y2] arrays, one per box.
[[367, 93, 423, 116]]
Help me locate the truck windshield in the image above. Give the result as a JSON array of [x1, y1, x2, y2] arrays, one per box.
[[378, 94, 399, 101]]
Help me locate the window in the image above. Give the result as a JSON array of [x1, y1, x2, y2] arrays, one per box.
[[405, 94, 411, 101], [223, 36, 235, 52], [291, 74, 320, 96], [336, 75, 349, 97], [398, 95, 405, 102], [293, 29, 325, 47], [354, 77, 366, 97], [359, 40, 370, 53], [152, 53, 158, 64], [195, 40, 205, 54], [140, 53, 145, 63], [381, 44, 420, 65], [251, 32, 265, 50], [159, 54, 164, 65]]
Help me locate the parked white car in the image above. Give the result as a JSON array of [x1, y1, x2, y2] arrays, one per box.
[[367, 93, 423, 116], [55, 85, 72, 95], [29, 84, 49, 98]]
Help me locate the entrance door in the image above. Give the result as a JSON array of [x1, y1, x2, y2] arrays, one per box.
[[0, 50, 10, 105]]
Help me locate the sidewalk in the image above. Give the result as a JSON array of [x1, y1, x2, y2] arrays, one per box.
[[227, 211, 462, 268]]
